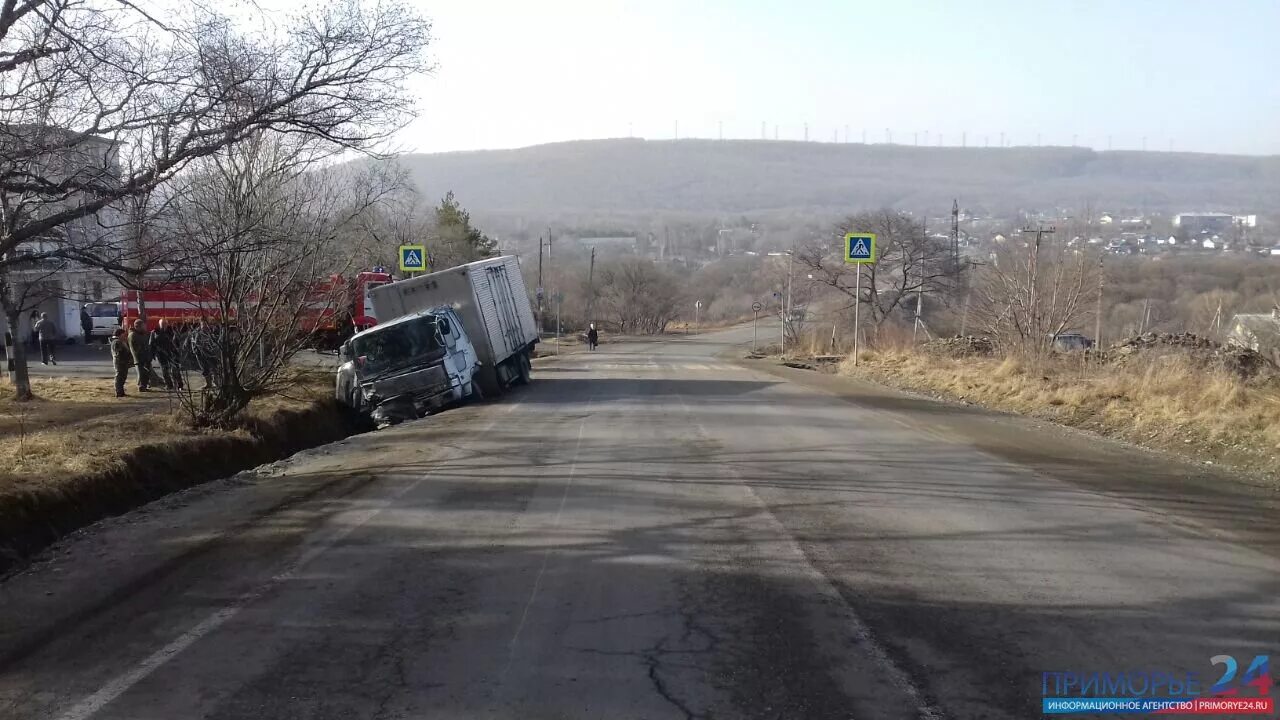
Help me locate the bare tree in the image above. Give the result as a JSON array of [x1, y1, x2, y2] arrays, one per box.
[[970, 230, 1099, 357], [597, 257, 683, 334], [794, 209, 959, 341], [0, 0, 431, 399], [353, 170, 430, 269], [170, 133, 401, 426]]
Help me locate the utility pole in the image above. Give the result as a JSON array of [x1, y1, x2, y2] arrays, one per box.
[[914, 219, 926, 341], [537, 236, 544, 333], [951, 198, 961, 267], [1022, 224, 1055, 351], [1094, 254, 1105, 347], [586, 247, 596, 326], [783, 251, 794, 356]]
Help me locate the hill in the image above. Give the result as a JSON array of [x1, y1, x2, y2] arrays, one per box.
[[399, 139, 1280, 218]]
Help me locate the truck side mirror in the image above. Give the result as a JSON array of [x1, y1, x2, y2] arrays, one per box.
[[438, 318, 456, 347]]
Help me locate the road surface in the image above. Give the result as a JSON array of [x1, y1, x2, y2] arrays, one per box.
[[2, 326, 1278, 719]]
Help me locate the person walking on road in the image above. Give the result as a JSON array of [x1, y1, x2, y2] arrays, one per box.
[[127, 319, 154, 392], [110, 327, 133, 397], [36, 312, 58, 365], [152, 319, 183, 390], [587, 323, 599, 351], [80, 304, 93, 343]]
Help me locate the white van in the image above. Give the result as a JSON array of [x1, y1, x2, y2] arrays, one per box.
[[83, 302, 121, 342]]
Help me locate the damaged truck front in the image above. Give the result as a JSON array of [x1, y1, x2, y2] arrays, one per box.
[[335, 307, 479, 427]]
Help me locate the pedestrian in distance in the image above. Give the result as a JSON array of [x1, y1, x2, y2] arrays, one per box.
[[80, 304, 93, 343], [587, 323, 599, 351], [110, 327, 133, 397], [27, 310, 39, 349], [36, 312, 58, 365], [127, 319, 154, 392]]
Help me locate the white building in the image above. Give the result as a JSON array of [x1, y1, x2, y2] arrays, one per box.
[[1, 126, 123, 344]]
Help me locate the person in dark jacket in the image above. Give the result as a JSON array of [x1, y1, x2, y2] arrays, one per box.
[[27, 310, 39, 349], [151, 319, 183, 390], [80, 305, 93, 343], [36, 312, 58, 365], [110, 327, 133, 397], [587, 323, 599, 351], [190, 319, 219, 388], [127, 319, 153, 391]]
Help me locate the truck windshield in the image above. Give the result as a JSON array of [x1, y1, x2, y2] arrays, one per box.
[[350, 315, 442, 374]]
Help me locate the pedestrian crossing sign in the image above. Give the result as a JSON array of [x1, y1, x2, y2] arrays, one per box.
[[844, 233, 876, 264], [399, 244, 428, 273]]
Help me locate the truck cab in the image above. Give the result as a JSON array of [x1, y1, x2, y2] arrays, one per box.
[[336, 306, 479, 424]]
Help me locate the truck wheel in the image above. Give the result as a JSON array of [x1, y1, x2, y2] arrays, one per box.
[[516, 354, 531, 385]]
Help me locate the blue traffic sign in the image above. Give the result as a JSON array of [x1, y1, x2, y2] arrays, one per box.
[[399, 244, 428, 273], [844, 233, 876, 264]]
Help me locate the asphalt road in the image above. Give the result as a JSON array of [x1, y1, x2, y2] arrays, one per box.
[[2, 325, 1278, 719]]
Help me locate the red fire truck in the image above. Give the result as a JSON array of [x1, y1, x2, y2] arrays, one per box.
[[119, 270, 394, 348]]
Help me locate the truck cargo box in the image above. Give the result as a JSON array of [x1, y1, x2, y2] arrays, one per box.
[[369, 255, 537, 394]]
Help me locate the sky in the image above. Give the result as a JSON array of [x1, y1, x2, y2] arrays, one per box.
[[394, 0, 1280, 155]]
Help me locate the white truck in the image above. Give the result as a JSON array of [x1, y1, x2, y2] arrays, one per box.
[[335, 256, 538, 424]]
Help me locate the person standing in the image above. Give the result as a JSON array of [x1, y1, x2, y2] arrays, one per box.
[[80, 304, 93, 343], [36, 312, 58, 365], [587, 323, 599, 351], [110, 327, 133, 397], [190, 319, 218, 388], [152, 319, 183, 390], [27, 310, 39, 349], [127, 319, 153, 391]]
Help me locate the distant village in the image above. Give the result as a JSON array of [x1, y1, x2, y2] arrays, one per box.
[[960, 211, 1270, 259]]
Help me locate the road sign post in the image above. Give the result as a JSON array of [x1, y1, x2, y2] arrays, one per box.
[[844, 233, 876, 366], [694, 300, 702, 334], [751, 301, 762, 352], [398, 244, 428, 275]]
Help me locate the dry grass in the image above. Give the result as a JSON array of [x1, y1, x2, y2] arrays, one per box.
[[0, 371, 332, 494], [839, 348, 1280, 476]]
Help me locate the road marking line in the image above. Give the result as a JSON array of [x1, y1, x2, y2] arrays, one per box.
[[501, 407, 591, 680], [55, 402, 524, 720], [671, 391, 943, 720]]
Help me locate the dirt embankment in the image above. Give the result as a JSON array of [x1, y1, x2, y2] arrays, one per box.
[[0, 378, 370, 574], [837, 336, 1280, 479]]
